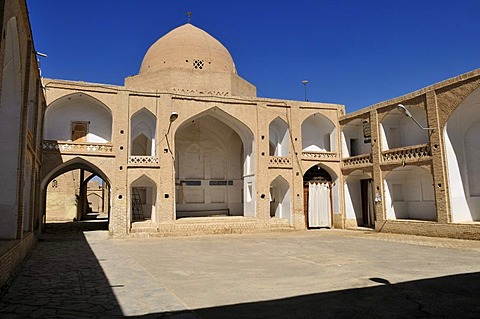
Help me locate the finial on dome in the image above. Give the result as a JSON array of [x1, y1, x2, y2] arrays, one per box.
[[186, 12, 192, 23]]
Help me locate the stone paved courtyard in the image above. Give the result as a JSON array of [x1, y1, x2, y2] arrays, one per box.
[[1, 221, 480, 318]]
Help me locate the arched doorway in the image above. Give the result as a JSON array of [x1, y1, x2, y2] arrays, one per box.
[[41, 158, 111, 230], [303, 165, 334, 228], [174, 108, 254, 218]]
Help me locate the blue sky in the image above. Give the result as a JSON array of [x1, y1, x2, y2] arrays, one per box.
[[27, 0, 480, 113]]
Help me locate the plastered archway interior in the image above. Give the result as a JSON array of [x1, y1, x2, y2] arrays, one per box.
[[131, 108, 156, 156], [384, 166, 435, 221], [44, 93, 113, 143], [344, 170, 374, 226], [269, 117, 290, 156], [380, 105, 428, 151], [444, 86, 480, 222], [269, 176, 291, 223], [302, 113, 336, 152], [341, 118, 371, 157], [174, 108, 255, 218]]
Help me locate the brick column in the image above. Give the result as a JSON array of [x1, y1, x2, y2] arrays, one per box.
[[110, 92, 129, 237], [370, 110, 386, 227], [425, 91, 450, 223]]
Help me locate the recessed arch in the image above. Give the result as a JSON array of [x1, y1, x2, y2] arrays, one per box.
[[44, 92, 113, 143], [269, 175, 292, 224], [269, 117, 290, 156], [302, 113, 336, 152], [130, 175, 157, 223], [444, 86, 480, 222], [380, 105, 428, 151], [344, 170, 375, 227], [341, 118, 371, 157], [384, 166, 435, 221], [174, 107, 255, 218], [130, 108, 156, 156]]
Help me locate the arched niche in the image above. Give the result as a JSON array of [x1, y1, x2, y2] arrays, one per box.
[[341, 119, 371, 157], [269, 117, 290, 156], [444, 86, 480, 222], [269, 176, 291, 224], [130, 175, 157, 223], [384, 166, 435, 221], [380, 105, 428, 151], [130, 108, 156, 156], [302, 113, 336, 152], [44, 93, 113, 143], [174, 108, 254, 218]]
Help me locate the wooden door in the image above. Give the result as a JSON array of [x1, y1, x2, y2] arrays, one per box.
[[71, 121, 88, 142]]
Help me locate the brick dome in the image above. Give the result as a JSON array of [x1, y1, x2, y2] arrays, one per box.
[[139, 23, 237, 75]]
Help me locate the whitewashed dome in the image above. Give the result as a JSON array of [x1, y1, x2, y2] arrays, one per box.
[[139, 23, 237, 75]]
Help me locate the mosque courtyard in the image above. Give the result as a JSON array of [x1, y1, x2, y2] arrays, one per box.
[[0, 221, 479, 318]]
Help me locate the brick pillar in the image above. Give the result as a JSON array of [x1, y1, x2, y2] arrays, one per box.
[[425, 91, 450, 223], [370, 110, 386, 228], [110, 92, 129, 237]]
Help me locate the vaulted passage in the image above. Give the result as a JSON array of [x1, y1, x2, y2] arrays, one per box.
[[174, 110, 254, 218], [42, 158, 111, 227]]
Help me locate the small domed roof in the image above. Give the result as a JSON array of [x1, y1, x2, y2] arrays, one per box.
[[139, 23, 236, 75]]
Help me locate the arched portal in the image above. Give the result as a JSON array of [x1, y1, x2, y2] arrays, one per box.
[[269, 176, 291, 224], [302, 113, 336, 152], [0, 17, 22, 239], [384, 166, 435, 221], [174, 108, 254, 218], [41, 158, 111, 229], [344, 170, 375, 227], [303, 164, 338, 228], [444, 86, 480, 222]]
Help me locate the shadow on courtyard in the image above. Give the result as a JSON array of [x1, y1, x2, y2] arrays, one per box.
[[1, 220, 479, 318], [146, 271, 480, 319], [0, 220, 123, 317]]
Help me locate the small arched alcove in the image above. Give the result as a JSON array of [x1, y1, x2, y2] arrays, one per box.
[[269, 176, 291, 224], [130, 108, 156, 156], [130, 175, 157, 223], [269, 117, 290, 156]]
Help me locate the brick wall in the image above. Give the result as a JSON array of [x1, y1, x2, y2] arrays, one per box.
[[0, 232, 37, 291]]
